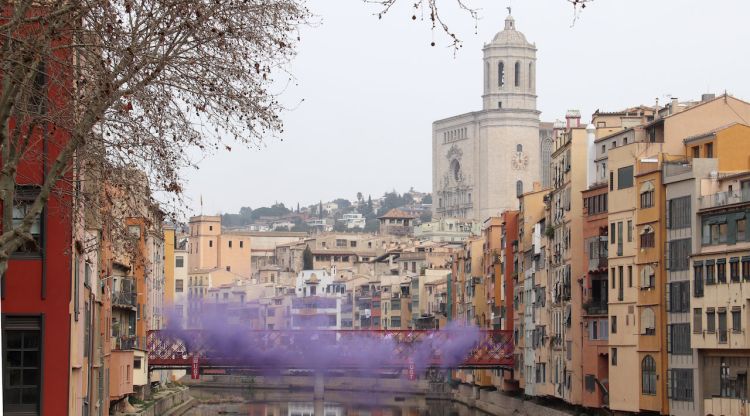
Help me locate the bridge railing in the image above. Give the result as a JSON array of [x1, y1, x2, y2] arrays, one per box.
[[147, 329, 513, 370]]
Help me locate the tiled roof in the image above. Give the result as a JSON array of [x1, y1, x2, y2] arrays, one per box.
[[378, 208, 417, 219]]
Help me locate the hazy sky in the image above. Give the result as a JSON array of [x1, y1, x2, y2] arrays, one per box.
[[184, 0, 750, 216]]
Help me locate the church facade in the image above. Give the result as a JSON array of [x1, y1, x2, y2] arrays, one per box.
[[432, 14, 552, 221]]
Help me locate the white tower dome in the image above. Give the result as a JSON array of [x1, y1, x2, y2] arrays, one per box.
[[482, 13, 537, 111]]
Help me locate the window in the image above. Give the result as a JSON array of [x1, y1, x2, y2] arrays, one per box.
[[694, 262, 704, 297], [3, 316, 41, 414], [738, 219, 747, 241], [516, 180, 523, 197], [175, 280, 184, 293], [617, 165, 634, 189], [176, 256, 184, 268], [390, 299, 401, 310], [611, 348, 618, 366], [484, 62, 490, 89], [627, 220, 633, 242], [226, 266, 231, 272], [617, 222, 623, 257], [209, 225, 213, 231], [628, 266, 633, 287], [706, 261, 715, 285], [641, 265, 655, 289], [611, 315, 617, 334], [239, 240, 244, 248], [705, 142, 714, 158], [668, 323, 691, 355], [692, 146, 700, 158], [610, 223, 616, 244], [514, 61, 521, 87], [11, 188, 44, 253], [585, 374, 596, 392], [134, 357, 142, 369], [336, 239, 346, 247], [717, 259, 726, 283], [390, 316, 401, 328], [209, 240, 213, 248], [642, 355, 657, 395], [641, 308, 655, 335], [730, 257, 740, 282], [703, 218, 729, 245], [669, 369, 694, 401], [668, 239, 691, 271], [640, 226, 655, 248], [498, 61, 505, 87], [718, 310, 727, 343], [640, 182, 654, 208], [707, 308, 716, 333], [618, 266, 624, 301], [609, 171, 614, 191], [732, 308, 741, 333], [668, 281, 690, 312], [228, 240, 232, 248], [743, 257, 750, 281], [667, 197, 691, 229], [693, 308, 702, 333], [517, 144, 523, 152]]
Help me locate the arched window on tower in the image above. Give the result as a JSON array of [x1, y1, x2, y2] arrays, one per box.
[[516, 144, 523, 152], [516, 180, 523, 197], [498, 62, 505, 87], [485, 62, 490, 90], [514, 61, 521, 87], [529, 62, 534, 89]]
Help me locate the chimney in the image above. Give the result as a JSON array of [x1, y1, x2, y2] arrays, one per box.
[[670, 97, 679, 115], [565, 110, 581, 128], [586, 124, 596, 188], [701, 93, 716, 102]]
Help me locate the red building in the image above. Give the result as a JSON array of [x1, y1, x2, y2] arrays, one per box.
[[581, 183, 610, 408], [1, 12, 75, 415]]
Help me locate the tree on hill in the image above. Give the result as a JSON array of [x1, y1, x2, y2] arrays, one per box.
[[333, 198, 351, 210], [303, 245, 314, 270], [422, 194, 433, 204]]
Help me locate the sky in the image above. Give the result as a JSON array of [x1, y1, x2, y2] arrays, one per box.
[[183, 0, 750, 216]]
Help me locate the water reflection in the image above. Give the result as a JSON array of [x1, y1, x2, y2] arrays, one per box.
[[186, 387, 492, 416]]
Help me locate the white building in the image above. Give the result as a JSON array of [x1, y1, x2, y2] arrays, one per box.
[[432, 12, 552, 221], [292, 269, 347, 329], [338, 213, 366, 229]]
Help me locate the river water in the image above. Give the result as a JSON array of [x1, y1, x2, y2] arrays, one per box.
[[185, 386, 492, 416]]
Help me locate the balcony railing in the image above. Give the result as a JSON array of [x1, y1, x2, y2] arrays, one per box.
[[113, 336, 145, 350], [699, 189, 750, 210], [112, 290, 136, 308], [584, 300, 608, 315], [588, 257, 608, 272]]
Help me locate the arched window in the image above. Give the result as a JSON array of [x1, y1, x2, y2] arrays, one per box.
[[514, 61, 521, 87], [516, 180, 523, 197], [516, 144, 523, 152], [640, 263, 655, 287], [451, 159, 461, 181], [485, 62, 490, 89], [529, 62, 533, 88], [641, 307, 656, 335], [641, 355, 656, 395], [498, 62, 505, 87]]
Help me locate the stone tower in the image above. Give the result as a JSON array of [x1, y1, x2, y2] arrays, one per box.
[[432, 12, 543, 221]]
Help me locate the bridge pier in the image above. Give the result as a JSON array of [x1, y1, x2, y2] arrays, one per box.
[[314, 371, 325, 400]]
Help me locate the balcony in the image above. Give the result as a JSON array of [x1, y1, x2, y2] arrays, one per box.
[[112, 289, 136, 309], [113, 336, 145, 350], [588, 257, 608, 272], [583, 299, 608, 315], [699, 189, 750, 210]]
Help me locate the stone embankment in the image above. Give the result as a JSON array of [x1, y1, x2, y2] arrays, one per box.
[[116, 386, 195, 416]]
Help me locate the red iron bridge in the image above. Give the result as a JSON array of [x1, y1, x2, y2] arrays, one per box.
[[147, 329, 513, 371]]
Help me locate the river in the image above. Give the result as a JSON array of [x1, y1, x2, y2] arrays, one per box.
[[185, 386, 492, 416]]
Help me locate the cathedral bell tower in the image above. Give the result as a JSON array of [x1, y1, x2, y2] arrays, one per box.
[[482, 12, 537, 111]]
